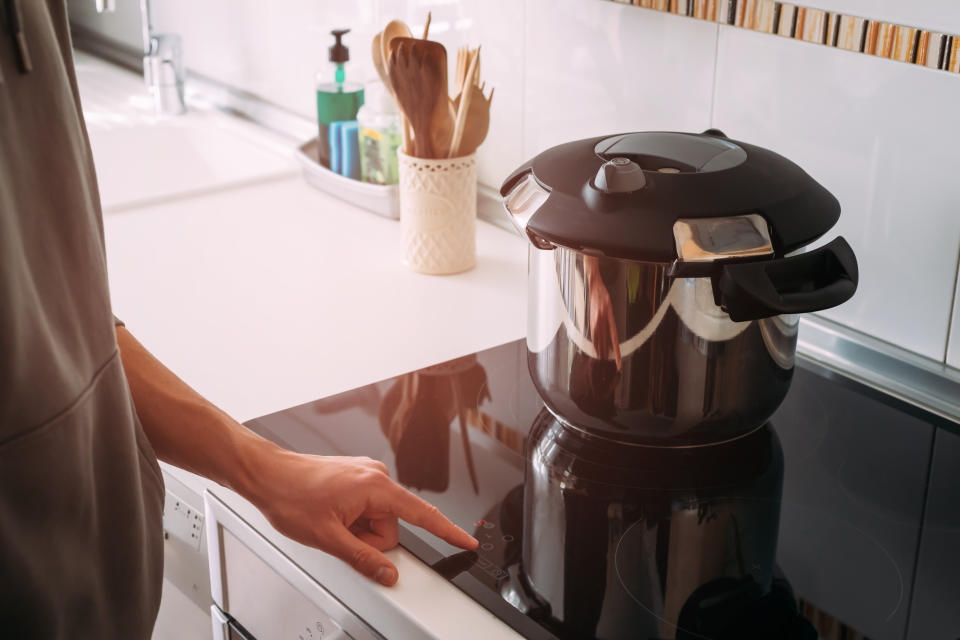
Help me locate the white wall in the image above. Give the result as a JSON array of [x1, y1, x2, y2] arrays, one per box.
[[68, 0, 960, 363]]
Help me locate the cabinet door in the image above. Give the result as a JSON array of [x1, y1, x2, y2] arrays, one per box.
[[906, 427, 960, 639]]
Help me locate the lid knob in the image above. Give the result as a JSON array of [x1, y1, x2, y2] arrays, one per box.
[[593, 157, 646, 193]]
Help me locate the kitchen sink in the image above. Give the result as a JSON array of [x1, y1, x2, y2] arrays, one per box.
[[74, 51, 296, 212]]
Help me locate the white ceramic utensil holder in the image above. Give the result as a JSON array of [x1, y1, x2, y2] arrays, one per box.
[[398, 150, 477, 275]]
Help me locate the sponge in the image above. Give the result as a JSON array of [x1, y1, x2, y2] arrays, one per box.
[[340, 121, 361, 180]]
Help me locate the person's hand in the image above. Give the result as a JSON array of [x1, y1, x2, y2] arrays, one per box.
[[245, 448, 478, 586]]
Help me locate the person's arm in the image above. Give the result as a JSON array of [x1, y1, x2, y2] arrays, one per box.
[[115, 325, 477, 586]]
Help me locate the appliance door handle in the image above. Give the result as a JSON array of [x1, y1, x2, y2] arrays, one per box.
[[718, 236, 858, 321]]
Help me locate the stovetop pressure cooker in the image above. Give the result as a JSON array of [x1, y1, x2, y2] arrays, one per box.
[[501, 130, 859, 446]]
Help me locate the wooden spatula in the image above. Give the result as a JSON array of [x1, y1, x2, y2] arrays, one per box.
[[388, 37, 452, 159]]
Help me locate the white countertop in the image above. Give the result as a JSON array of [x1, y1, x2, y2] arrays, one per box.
[[98, 103, 528, 639], [105, 177, 528, 424]]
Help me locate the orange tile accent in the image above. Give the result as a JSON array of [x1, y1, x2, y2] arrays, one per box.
[[777, 4, 796, 36], [865, 21, 879, 55], [744, 0, 757, 30], [837, 15, 855, 50], [950, 37, 960, 72], [795, 8, 806, 40], [878, 23, 895, 58], [917, 31, 930, 66], [759, 0, 776, 34], [802, 9, 825, 43], [892, 27, 914, 62]]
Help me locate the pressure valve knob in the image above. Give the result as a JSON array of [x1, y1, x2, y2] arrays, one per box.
[[593, 157, 646, 193]]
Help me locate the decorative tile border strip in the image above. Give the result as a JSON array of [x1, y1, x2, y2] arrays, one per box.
[[608, 0, 960, 73]]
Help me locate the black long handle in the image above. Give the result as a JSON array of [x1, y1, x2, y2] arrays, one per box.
[[718, 236, 858, 321]]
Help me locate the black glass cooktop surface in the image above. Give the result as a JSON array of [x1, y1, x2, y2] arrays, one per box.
[[246, 340, 959, 640]]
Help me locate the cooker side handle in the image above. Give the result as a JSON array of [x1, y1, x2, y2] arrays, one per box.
[[717, 236, 859, 321]]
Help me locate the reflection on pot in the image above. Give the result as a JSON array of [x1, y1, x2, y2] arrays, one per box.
[[378, 354, 492, 493], [520, 409, 816, 639]]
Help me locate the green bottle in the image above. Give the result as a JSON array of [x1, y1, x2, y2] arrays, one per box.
[[316, 29, 364, 169]]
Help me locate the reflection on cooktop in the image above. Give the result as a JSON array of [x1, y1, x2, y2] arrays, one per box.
[[246, 340, 953, 640]]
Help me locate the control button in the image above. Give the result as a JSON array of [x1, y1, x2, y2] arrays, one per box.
[[482, 522, 495, 529], [480, 542, 495, 552], [502, 535, 514, 542]]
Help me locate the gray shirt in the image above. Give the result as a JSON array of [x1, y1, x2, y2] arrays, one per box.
[[0, 1, 164, 636]]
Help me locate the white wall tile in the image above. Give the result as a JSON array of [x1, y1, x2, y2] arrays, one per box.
[[150, 0, 371, 122], [713, 25, 960, 361], [523, 1, 718, 161]]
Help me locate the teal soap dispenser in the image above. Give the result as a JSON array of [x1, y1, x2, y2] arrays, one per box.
[[316, 29, 364, 168]]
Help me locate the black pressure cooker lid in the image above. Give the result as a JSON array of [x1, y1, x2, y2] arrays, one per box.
[[499, 131, 840, 262]]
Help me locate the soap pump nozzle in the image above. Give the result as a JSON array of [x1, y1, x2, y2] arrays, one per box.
[[329, 29, 350, 84]]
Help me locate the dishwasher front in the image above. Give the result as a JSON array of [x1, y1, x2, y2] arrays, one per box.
[[204, 490, 384, 640]]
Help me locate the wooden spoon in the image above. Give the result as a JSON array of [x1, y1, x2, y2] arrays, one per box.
[[451, 84, 492, 157], [373, 30, 411, 152], [388, 38, 450, 159], [381, 19, 412, 65], [371, 32, 390, 87]]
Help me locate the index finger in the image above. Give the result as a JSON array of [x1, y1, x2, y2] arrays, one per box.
[[381, 484, 478, 550]]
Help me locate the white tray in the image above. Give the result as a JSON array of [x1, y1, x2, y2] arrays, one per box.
[[295, 138, 400, 220]]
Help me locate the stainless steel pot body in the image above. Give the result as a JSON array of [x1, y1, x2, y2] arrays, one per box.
[[527, 244, 799, 445]]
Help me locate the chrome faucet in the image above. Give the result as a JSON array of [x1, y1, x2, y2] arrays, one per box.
[[139, 0, 186, 115], [96, 0, 186, 115]]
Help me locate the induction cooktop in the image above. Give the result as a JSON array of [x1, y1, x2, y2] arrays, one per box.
[[246, 340, 959, 640]]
